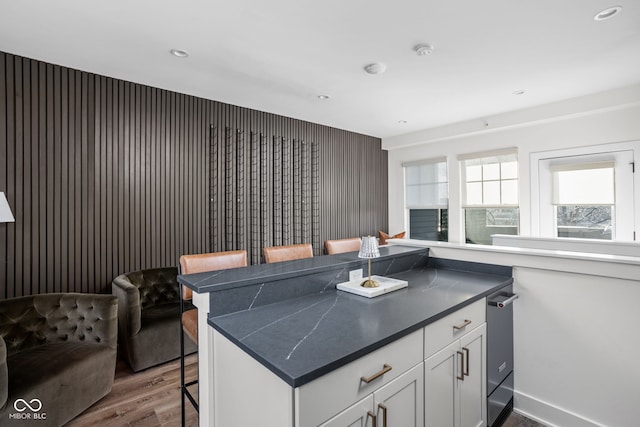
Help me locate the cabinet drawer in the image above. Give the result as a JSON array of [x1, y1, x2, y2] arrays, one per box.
[[295, 328, 423, 427], [424, 298, 486, 358]]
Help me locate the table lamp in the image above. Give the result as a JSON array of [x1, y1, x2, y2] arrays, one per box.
[[358, 236, 380, 288], [0, 192, 15, 223]]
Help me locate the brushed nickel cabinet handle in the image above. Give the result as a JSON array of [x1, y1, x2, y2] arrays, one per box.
[[361, 364, 392, 384], [457, 351, 465, 381], [453, 319, 472, 330], [463, 347, 470, 377], [367, 410, 377, 427], [378, 403, 388, 427], [498, 294, 519, 308]]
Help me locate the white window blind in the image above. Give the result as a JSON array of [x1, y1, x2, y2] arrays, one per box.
[[404, 158, 448, 209], [460, 149, 518, 207], [552, 162, 615, 205]]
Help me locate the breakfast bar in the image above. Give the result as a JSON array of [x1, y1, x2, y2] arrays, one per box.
[[178, 245, 513, 426]]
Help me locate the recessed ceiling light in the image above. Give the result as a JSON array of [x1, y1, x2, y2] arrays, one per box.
[[594, 6, 622, 21], [513, 90, 525, 95], [317, 95, 330, 100], [170, 49, 189, 58], [398, 120, 408, 124], [414, 44, 435, 56], [364, 63, 387, 75]]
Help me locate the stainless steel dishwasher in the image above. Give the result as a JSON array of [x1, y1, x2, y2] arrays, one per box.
[[487, 284, 518, 427]]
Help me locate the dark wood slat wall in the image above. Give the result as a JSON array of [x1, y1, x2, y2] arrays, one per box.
[[0, 52, 388, 298]]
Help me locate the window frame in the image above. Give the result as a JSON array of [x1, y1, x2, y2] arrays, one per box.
[[458, 148, 520, 245], [459, 148, 519, 208], [402, 157, 449, 241], [531, 142, 637, 241]]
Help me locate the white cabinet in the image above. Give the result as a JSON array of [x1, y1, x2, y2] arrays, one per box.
[[319, 364, 424, 427], [319, 395, 375, 427], [210, 300, 487, 427], [375, 363, 424, 427], [459, 325, 486, 427], [425, 323, 486, 427], [297, 329, 423, 426]]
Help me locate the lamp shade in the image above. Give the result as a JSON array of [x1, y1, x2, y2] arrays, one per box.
[[358, 236, 380, 259], [0, 192, 15, 223]]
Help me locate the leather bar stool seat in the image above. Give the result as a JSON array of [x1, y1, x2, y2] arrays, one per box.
[[180, 250, 248, 342], [263, 243, 314, 263], [181, 309, 198, 343], [178, 250, 248, 425], [324, 237, 362, 255]]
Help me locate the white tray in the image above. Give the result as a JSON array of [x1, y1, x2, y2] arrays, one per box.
[[336, 275, 408, 298]]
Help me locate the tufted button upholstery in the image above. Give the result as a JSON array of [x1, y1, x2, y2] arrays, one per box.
[[125, 267, 180, 309], [0, 293, 117, 425], [0, 293, 117, 355], [324, 237, 362, 255], [112, 267, 197, 372], [262, 243, 314, 264]]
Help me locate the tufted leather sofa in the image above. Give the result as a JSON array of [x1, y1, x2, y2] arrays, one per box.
[[112, 267, 197, 372], [0, 293, 118, 426]]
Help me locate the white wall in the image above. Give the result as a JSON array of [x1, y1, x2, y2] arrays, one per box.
[[391, 240, 640, 427], [383, 84, 640, 242], [384, 85, 640, 426]]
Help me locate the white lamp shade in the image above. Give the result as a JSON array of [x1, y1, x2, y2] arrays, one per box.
[[358, 236, 380, 259], [0, 192, 15, 223]]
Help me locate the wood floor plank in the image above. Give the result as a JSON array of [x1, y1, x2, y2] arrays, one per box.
[[66, 354, 199, 427]]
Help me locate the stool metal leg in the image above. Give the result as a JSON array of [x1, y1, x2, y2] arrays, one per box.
[[180, 282, 199, 427], [180, 283, 187, 427]]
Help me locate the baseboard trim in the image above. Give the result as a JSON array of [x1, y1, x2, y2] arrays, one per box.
[[514, 391, 608, 427]]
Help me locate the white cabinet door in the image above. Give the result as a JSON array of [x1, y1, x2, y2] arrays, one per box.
[[425, 340, 459, 427], [319, 395, 375, 427], [425, 324, 487, 427], [374, 364, 424, 427], [319, 364, 424, 427], [459, 324, 486, 427]]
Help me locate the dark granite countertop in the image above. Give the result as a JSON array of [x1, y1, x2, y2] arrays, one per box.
[[178, 245, 428, 294], [209, 261, 512, 388]]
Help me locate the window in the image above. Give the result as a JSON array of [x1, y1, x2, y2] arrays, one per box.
[[535, 148, 635, 241], [553, 162, 614, 239], [403, 158, 448, 241], [460, 148, 519, 245]]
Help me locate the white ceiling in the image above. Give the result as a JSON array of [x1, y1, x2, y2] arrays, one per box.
[[1, 0, 639, 138]]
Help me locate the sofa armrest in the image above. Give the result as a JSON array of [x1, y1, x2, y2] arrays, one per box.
[[112, 275, 142, 337], [0, 335, 7, 409]]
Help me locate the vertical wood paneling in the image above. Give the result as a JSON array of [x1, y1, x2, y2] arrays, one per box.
[[0, 51, 387, 297], [1, 52, 211, 297], [236, 129, 245, 252]]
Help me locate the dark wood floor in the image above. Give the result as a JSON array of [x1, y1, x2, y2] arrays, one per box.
[[67, 355, 546, 426]]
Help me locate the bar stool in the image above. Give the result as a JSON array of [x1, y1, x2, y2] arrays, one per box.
[[324, 237, 362, 255], [262, 243, 314, 263], [179, 250, 248, 426]]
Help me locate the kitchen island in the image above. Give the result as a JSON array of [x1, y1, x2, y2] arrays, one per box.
[[178, 246, 512, 426]]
